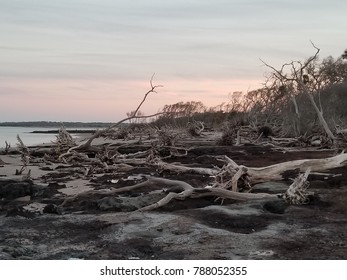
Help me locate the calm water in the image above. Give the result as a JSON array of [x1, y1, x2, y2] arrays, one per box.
[[0, 127, 82, 148]]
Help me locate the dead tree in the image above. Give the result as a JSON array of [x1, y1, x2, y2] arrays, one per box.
[[59, 75, 164, 160], [261, 42, 336, 142], [133, 151, 347, 211], [15, 135, 31, 176], [157, 152, 347, 186], [59, 151, 347, 211]]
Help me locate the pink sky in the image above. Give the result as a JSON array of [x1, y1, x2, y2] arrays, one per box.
[[1, 0, 346, 122], [1, 76, 262, 122]]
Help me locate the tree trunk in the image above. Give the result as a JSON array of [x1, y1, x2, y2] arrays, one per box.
[[291, 95, 301, 136], [305, 89, 336, 141]]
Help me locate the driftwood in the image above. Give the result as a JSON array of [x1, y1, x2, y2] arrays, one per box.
[[283, 168, 311, 204], [136, 177, 280, 211], [59, 176, 281, 211], [247, 152, 347, 182], [58, 75, 164, 160], [56, 150, 347, 212], [158, 153, 347, 186], [43, 71, 347, 212]]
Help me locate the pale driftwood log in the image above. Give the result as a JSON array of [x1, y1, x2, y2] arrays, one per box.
[[59, 153, 347, 211], [158, 153, 347, 186], [137, 177, 195, 211], [135, 177, 280, 211], [157, 160, 217, 176], [59, 175, 281, 211], [247, 152, 347, 183], [59, 176, 191, 208], [191, 188, 279, 201]]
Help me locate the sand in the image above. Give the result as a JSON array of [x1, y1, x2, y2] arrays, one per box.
[[1, 133, 347, 260]]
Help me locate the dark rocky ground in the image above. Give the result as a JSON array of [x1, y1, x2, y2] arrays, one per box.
[[0, 140, 347, 260]]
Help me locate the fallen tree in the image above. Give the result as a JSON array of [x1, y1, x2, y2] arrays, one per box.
[[157, 152, 347, 186], [59, 150, 347, 212], [58, 75, 164, 159]]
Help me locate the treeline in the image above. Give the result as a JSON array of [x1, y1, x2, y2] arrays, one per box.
[[0, 121, 113, 128], [153, 101, 247, 128], [153, 49, 347, 138]]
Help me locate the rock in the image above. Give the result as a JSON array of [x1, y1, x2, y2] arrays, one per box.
[[6, 206, 36, 218], [0, 180, 32, 199], [97, 197, 123, 211], [252, 182, 289, 194], [263, 200, 288, 214], [43, 204, 62, 214], [14, 195, 31, 202], [0, 179, 56, 200]]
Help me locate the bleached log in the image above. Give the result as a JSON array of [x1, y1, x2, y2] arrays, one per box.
[[157, 160, 217, 176], [137, 177, 280, 211], [247, 152, 347, 183], [137, 177, 194, 211], [158, 153, 347, 186], [59, 153, 347, 212], [191, 188, 279, 201]]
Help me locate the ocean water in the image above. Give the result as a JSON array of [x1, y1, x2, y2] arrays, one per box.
[[0, 126, 76, 148]]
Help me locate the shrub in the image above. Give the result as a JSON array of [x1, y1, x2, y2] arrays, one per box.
[[217, 122, 238, 146]]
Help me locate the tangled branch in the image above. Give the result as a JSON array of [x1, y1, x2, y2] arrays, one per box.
[[59, 75, 164, 160]]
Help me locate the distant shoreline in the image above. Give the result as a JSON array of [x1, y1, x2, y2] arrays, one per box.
[[0, 121, 113, 128], [30, 129, 97, 134]]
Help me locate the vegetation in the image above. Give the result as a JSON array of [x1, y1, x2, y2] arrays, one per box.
[[152, 46, 347, 146], [4, 45, 347, 211], [2, 46, 347, 261]]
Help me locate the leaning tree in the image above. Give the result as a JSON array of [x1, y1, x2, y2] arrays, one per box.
[[261, 42, 339, 142]]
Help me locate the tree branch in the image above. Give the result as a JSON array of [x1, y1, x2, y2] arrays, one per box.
[[59, 75, 164, 158]]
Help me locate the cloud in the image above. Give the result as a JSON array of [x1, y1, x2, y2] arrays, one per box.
[[0, 0, 346, 121]]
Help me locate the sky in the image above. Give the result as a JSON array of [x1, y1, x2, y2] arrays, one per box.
[[1, 0, 346, 122]]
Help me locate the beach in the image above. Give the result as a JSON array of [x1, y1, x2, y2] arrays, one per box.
[[1, 130, 347, 260], [0, 126, 99, 148]]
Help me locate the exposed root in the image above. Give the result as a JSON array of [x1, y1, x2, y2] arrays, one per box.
[[283, 168, 311, 204]]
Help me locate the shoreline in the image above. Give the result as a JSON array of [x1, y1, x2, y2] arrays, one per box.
[[0, 126, 98, 149], [30, 129, 97, 134]]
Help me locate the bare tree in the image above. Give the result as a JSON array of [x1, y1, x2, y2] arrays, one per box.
[[260, 42, 336, 141], [59, 75, 164, 159]]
